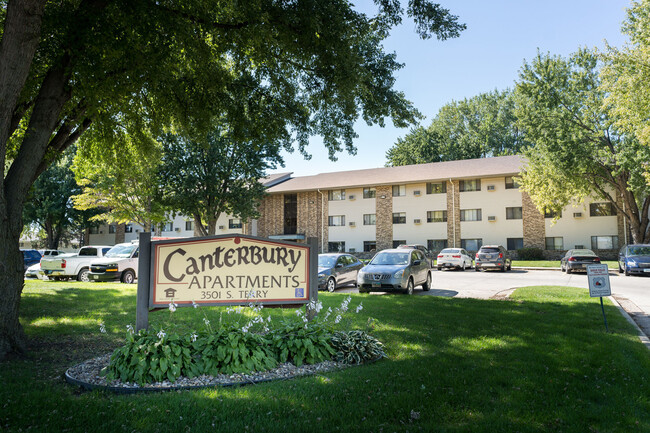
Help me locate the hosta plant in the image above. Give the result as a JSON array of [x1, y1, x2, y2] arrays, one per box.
[[330, 330, 386, 365]]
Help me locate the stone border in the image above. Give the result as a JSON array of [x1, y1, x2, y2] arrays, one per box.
[[64, 354, 382, 394]]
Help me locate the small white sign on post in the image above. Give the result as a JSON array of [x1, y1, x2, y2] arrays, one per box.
[[587, 264, 611, 297]]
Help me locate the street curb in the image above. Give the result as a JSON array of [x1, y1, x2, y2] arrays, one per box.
[[607, 296, 650, 351], [512, 267, 619, 275]]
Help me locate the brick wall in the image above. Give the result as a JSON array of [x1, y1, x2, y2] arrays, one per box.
[[521, 190, 545, 249], [375, 185, 393, 251], [446, 180, 461, 247]]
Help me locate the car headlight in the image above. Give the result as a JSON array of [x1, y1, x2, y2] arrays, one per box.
[[357, 271, 366, 279], [627, 260, 638, 267], [393, 269, 405, 279]]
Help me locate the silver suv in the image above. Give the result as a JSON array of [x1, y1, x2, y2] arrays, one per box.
[[475, 245, 511, 272]]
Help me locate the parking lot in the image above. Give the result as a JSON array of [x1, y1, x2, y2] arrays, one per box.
[[338, 268, 650, 317]]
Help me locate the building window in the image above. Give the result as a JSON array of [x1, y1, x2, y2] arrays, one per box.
[[544, 209, 562, 219], [363, 214, 376, 225], [328, 215, 346, 226], [363, 187, 376, 199], [392, 212, 406, 224], [505, 176, 520, 189], [426, 182, 446, 194], [589, 202, 616, 216], [328, 241, 345, 252], [545, 237, 564, 250], [363, 241, 376, 252], [328, 190, 345, 201], [507, 238, 524, 250], [460, 209, 482, 222], [506, 207, 523, 220], [89, 226, 99, 234], [125, 224, 133, 233], [392, 185, 406, 197], [393, 240, 406, 248], [459, 179, 481, 192], [108, 224, 116, 234], [229, 218, 242, 229], [461, 238, 483, 251], [591, 235, 619, 250], [427, 210, 447, 223], [162, 222, 173, 232], [185, 221, 193, 231], [428, 239, 448, 251]]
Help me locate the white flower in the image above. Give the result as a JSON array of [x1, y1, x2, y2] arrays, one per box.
[[126, 324, 134, 335], [190, 333, 198, 342], [192, 300, 199, 309], [203, 318, 210, 326], [168, 301, 177, 313], [356, 302, 363, 313], [157, 329, 166, 339], [267, 316, 272, 323], [99, 322, 106, 334], [334, 315, 342, 324], [295, 309, 303, 317]]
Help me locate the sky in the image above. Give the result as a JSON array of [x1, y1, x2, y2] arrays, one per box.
[[269, 0, 631, 178]]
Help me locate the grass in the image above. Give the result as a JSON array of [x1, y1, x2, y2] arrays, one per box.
[[513, 260, 618, 268], [2, 279, 649, 432]]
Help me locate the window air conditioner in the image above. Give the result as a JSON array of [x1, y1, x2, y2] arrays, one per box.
[[413, 190, 421, 196], [175, 227, 181, 232], [573, 212, 583, 218], [487, 215, 496, 222], [219, 225, 225, 230], [349, 221, 356, 227], [348, 195, 355, 200], [487, 185, 496, 191], [413, 218, 421, 224]]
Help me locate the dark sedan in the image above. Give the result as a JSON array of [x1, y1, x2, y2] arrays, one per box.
[[560, 249, 600, 274], [318, 253, 364, 292], [618, 244, 650, 276]]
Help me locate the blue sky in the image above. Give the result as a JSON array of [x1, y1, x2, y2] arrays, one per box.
[[270, 0, 630, 177]]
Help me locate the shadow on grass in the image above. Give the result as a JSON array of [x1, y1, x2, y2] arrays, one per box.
[[4, 284, 649, 433]]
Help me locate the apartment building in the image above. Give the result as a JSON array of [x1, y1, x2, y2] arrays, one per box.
[[89, 156, 625, 258]]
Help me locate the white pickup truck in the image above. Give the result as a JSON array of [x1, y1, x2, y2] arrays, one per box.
[[40, 245, 112, 282], [88, 242, 139, 284]]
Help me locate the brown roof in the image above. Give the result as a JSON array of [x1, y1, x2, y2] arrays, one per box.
[[267, 155, 525, 193]]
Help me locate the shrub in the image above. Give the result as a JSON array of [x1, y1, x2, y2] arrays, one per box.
[[516, 247, 545, 260], [330, 330, 386, 365], [270, 321, 335, 366]]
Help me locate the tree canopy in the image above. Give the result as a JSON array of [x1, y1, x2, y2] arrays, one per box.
[[515, 49, 650, 244], [385, 89, 527, 166], [0, 0, 465, 359]]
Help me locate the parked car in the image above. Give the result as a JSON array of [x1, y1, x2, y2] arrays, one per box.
[[357, 248, 431, 295], [38, 249, 65, 257], [25, 263, 41, 279], [88, 242, 139, 283], [318, 253, 363, 292], [397, 244, 435, 266], [475, 245, 511, 272], [560, 249, 600, 274], [40, 245, 112, 281], [20, 249, 41, 270], [436, 248, 473, 271], [618, 244, 650, 276]]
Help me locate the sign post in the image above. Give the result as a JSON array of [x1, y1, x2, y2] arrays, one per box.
[[136, 234, 317, 331], [587, 264, 611, 332]]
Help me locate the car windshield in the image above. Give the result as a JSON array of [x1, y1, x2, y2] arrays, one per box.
[[105, 244, 137, 258], [440, 249, 460, 254], [318, 256, 338, 268], [628, 246, 650, 256], [370, 252, 410, 266], [572, 249, 596, 256]]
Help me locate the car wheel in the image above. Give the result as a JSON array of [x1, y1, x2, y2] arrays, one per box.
[[405, 278, 414, 295], [500, 265, 505, 272], [422, 272, 431, 291], [326, 277, 337, 292], [475, 266, 480, 272], [77, 268, 90, 282], [437, 266, 441, 271], [566, 267, 572, 274], [561, 263, 565, 272], [625, 266, 630, 277], [460, 262, 466, 271], [507, 262, 512, 271], [121, 269, 136, 284]]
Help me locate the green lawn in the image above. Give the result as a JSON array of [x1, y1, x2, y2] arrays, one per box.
[[2, 280, 649, 432]]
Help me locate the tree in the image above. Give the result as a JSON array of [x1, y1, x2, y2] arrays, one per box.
[[386, 89, 527, 166], [601, 0, 650, 158], [0, 0, 465, 358], [23, 147, 84, 249], [72, 129, 168, 232], [159, 128, 282, 236], [515, 49, 650, 244]]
